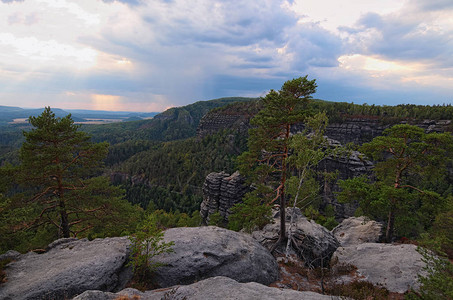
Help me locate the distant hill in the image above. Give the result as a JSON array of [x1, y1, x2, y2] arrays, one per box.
[[83, 97, 257, 144], [0, 106, 159, 126]]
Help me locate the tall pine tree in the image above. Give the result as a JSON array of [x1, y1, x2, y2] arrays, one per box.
[[237, 76, 317, 247], [17, 107, 131, 238]]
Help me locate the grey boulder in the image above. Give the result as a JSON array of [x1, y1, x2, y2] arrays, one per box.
[[252, 209, 340, 268], [332, 216, 383, 246], [74, 276, 344, 300], [0, 237, 132, 300], [153, 226, 278, 287], [332, 243, 426, 293]]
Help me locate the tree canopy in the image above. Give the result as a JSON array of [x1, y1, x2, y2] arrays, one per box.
[[236, 76, 317, 245], [0, 108, 141, 251], [339, 124, 453, 242]]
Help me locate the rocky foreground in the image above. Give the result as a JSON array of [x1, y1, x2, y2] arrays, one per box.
[[0, 219, 428, 300]]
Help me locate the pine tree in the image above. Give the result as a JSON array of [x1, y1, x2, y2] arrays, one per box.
[[237, 76, 317, 247], [17, 107, 129, 238]]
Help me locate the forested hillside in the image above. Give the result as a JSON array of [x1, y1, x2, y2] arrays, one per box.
[[83, 97, 256, 144], [1, 97, 451, 217]]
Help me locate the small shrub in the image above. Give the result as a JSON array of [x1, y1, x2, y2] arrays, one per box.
[[128, 214, 174, 289], [207, 211, 224, 227], [326, 280, 389, 300], [406, 247, 453, 300]]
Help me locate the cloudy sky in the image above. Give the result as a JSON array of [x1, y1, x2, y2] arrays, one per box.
[[0, 0, 452, 112]]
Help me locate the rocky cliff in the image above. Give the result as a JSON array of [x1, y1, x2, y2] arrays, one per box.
[[197, 107, 451, 220], [198, 110, 451, 145], [200, 171, 250, 225]]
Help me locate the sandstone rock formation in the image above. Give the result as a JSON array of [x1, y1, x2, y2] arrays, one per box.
[[200, 171, 249, 225], [332, 216, 383, 246], [74, 276, 344, 300], [332, 243, 426, 293], [0, 237, 132, 300], [153, 226, 278, 287], [252, 208, 340, 268], [197, 108, 451, 145], [197, 112, 252, 138]]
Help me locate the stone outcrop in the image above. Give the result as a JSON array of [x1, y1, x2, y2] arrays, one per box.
[[197, 108, 451, 145], [200, 171, 249, 225], [0, 237, 132, 300], [74, 276, 344, 300], [332, 243, 426, 293], [332, 217, 383, 246], [197, 112, 253, 138], [0, 250, 20, 262], [324, 119, 386, 145], [252, 208, 340, 268], [153, 226, 278, 287], [200, 138, 374, 221]]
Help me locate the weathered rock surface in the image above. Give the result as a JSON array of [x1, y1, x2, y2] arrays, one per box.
[[197, 111, 253, 138], [200, 171, 249, 225], [198, 109, 451, 145], [252, 209, 340, 268], [332, 216, 383, 246], [0, 250, 21, 262], [74, 276, 344, 300], [332, 243, 426, 293], [0, 237, 132, 300], [153, 226, 278, 287]]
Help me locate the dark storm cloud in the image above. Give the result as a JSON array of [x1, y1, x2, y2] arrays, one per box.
[[141, 1, 297, 47], [286, 22, 343, 70]]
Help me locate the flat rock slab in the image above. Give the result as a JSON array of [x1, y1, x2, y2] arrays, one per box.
[[74, 276, 345, 300], [153, 226, 278, 287], [332, 243, 426, 293], [332, 216, 383, 246], [0, 237, 132, 300]]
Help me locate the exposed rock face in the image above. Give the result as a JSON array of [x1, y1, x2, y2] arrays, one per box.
[[153, 226, 278, 287], [197, 112, 252, 138], [325, 119, 386, 145], [252, 209, 340, 268], [332, 217, 383, 246], [0, 237, 132, 300], [332, 243, 426, 293], [200, 171, 249, 225], [74, 276, 344, 300], [0, 250, 20, 262], [197, 109, 451, 145], [318, 139, 374, 218]]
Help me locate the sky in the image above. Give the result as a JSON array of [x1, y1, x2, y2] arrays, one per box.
[[0, 0, 452, 112]]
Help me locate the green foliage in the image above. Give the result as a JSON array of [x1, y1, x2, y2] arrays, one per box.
[[146, 209, 202, 229], [228, 191, 272, 232], [406, 247, 453, 300], [419, 199, 453, 259], [114, 130, 246, 214], [128, 214, 174, 284], [83, 97, 254, 145], [236, 76, 317, 238], [0, 108, 143, 252], [309, 100, 453, 125], [207, 211, 224, 227], [338, 124, 453, 242], [286, 112, 330, 211]]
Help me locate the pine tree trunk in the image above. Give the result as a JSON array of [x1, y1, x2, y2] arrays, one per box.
[[385, 208, 395, 243]]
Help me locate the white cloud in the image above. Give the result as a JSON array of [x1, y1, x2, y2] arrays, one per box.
[[0, 0, 452, 111]]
